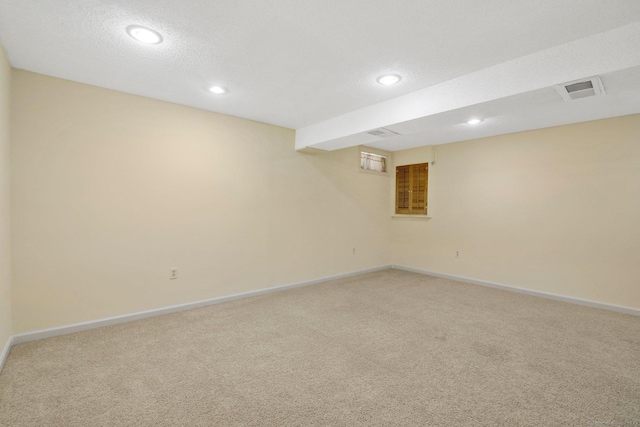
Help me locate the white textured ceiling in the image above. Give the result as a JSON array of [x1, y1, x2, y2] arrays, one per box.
[[298, 23, 640, 151], [364, 66, 640, 152], [1, 1, 640, 150]]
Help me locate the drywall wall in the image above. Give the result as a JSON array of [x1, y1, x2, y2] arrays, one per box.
[[11, 70, 391, 333], [392, 114, 640, 309], [0, 45, 11, 353]]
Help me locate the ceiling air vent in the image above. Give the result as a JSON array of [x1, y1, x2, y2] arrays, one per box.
[[554, 76, 605, 102], [366, 127, 401, 138]]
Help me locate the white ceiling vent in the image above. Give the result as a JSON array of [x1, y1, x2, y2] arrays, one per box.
[[554, 76, 605, 102], [366, 127, 401, 138]]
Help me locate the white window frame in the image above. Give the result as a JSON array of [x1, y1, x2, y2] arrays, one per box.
[[358, 146, 390, 176]]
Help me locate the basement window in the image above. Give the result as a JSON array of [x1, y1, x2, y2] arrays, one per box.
[[396, 163, 428, 215], [360, 151, 387, 173]]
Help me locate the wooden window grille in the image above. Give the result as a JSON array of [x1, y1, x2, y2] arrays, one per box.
[[396, 163, 428, 214]]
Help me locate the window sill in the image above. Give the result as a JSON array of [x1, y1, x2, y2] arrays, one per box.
[[392, 215, 431, 220]]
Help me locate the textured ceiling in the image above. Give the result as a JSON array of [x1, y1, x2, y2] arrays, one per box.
[[363, 66, 640, 152], [297, 23, 640, 151], [1, 1, 640, 150]]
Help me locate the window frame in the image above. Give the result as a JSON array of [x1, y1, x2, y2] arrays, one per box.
[[395, 162, 429, 215], [358, 147, 390, 176]]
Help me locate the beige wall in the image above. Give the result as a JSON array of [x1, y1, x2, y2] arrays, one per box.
[[392, 114, 640, 309], [9, 69, 639, 335], [0, 46, 11, 349], [11, 71, 391, 333]]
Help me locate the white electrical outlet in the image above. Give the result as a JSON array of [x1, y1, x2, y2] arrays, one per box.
[[170, 268, 178, 279], [455, 251, 460, 258]]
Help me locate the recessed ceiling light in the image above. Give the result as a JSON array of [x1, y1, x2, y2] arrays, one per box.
[[467, 118, 483, 125], [377, 74, 402, 86], [209, 86, 227, 94], [126, 25, 163, 44]]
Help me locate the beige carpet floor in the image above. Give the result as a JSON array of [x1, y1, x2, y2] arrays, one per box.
[[1, 269, 639, 426]]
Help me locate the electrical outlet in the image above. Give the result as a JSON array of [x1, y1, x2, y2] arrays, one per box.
[[170, 268, 178, 280], [352, 248, 356, 255], [455, 251, 460, 258]]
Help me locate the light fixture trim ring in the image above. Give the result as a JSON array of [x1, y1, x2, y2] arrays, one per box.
[[209, 86, 227, 94], [126, 25, 164, 44], [377, 74, 402, 86]]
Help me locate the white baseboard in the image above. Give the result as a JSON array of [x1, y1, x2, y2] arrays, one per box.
[[0, 335, 12, 374], [12, 265, 392, 345], [392, 265, 640, 316]]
